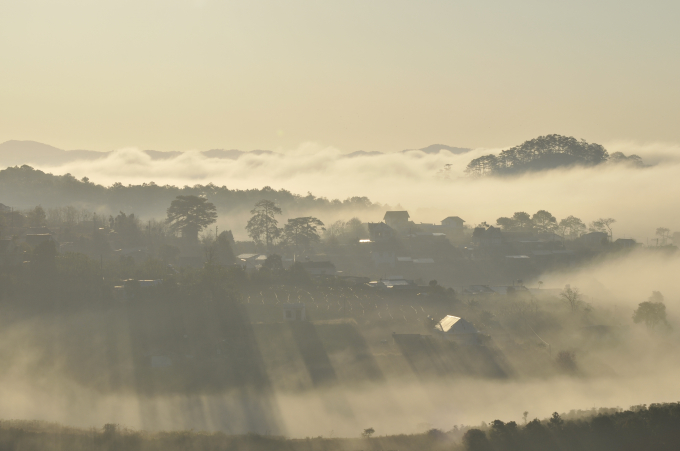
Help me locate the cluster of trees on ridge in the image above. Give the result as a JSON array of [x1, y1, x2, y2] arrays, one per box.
[[3, 198, 677, 267], [0, 193, 366, 258], [0, 194, 337, 308], [465, 134, 644, 176], [481, 209, 674, 245], [483, 210, 615, 239], [246, 200, 327, 252], [461, 402, 680, 451], [163, 196, 331, 254]]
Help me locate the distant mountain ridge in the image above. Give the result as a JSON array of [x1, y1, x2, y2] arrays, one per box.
[[0, 140, 471, 168], [0, 140, 110, 167], [402, 144, 471, 155], [344, 144, 471, 158], [0, 141, 277, 167]]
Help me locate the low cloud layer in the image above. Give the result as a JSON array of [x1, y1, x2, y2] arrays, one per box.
[[19, 140, 680, 241], [546, 247, 678, 295]]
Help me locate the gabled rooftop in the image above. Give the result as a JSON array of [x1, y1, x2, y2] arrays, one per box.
[[237, 253, 260, 260], [383, 211, 410, 221], [435, 315, 478, 334]]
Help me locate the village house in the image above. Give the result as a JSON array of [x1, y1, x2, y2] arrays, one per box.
[[441, 216, 465, 229], [383, 211, 411, 230], [367, 276, 419, 290], [433, 315, 481, 344], [416, 216, 466, 239], [237, 253, 267, 269]]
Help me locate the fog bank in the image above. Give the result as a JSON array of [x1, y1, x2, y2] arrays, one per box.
[[24, 140, 680, 241]]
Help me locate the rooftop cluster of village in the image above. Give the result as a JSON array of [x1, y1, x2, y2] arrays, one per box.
[[2, 196, 673, 295]]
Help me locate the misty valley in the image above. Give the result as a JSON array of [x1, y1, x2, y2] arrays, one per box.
[[4, 0, 680, 446], [1, 135, 680, 450]]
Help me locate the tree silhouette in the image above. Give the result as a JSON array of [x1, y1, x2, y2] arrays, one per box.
[[463, 428, 491, 451], [559, 285, 581, 312], [590, 218, 616, 241], [655, 227, 671, 246], [610, 151, 644, 167], [495, 212, 534, 231], [496, 217, 516, 230], [465, 154, 499, 176], [512, 212, 533, 230], [633, 292, 669, 330], [362, 427, 375, 438], [532, 210, 557, 233], [166, 195, 217, 241], [283, 216, 325, 253], [246, 200, 282, 250], [26, 205, 46, 227], [558, 215, 586, 239]]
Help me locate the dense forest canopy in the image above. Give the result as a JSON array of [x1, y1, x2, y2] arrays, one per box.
[[465, 134, 644, 177], [0, 165, 381, 218]]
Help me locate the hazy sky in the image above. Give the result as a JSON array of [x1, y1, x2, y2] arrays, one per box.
[[1, 0, 679, 152]]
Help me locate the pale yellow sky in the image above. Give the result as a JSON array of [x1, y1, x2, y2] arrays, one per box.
[[1, 0, 679, 152]]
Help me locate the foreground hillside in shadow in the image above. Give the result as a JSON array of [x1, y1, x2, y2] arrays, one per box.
[[2, 402, 680, 451]]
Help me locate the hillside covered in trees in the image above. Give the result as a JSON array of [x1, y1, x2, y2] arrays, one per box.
[[465, 134, 644, 176], [0, 165, 381, 218]]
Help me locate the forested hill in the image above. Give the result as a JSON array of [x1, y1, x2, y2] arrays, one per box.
[[0, 165, 380, 218], [466, 134, 644, 176]]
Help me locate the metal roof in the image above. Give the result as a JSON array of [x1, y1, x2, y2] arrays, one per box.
[[435, 315, 478, 334], [382, 279, 411, 287], [237, 253, 260, 259]]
